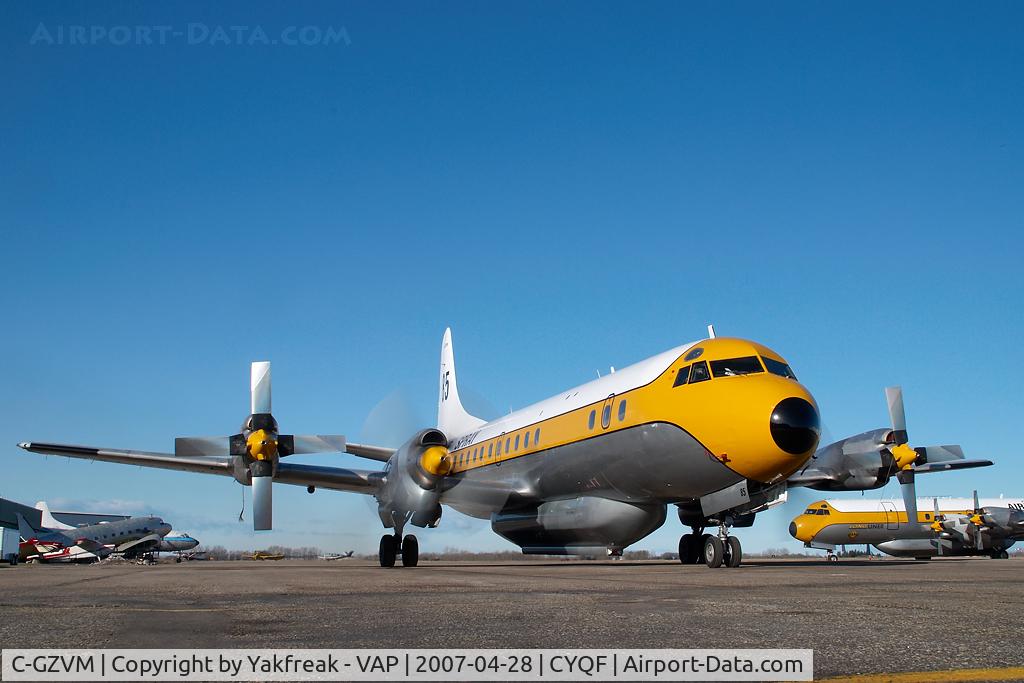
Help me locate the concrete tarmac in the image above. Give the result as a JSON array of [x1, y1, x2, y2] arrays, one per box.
[[1, 558, 1021, 680]]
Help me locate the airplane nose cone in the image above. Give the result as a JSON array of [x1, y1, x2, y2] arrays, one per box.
[[770, 397, 820, 455], [788, 521, 798, 538]]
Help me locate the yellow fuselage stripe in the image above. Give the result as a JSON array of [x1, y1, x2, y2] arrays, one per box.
[[448, 337, 817, 485]]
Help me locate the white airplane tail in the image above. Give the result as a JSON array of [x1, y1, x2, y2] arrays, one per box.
[[35, 501, 73, 530], [437, 328, 486, 439]]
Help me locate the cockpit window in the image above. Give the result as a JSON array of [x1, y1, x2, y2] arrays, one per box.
[[710, 356, 764, 378], [803, 508, 830, 515], [762, 356, 797, 380], [673, 365, 691, 387], [689, 361, 710, 383]]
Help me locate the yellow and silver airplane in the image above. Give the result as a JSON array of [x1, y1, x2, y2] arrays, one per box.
[[17, 328, 990, 569], [790, 492, 1022, 560], [246, 551, 285, 561]]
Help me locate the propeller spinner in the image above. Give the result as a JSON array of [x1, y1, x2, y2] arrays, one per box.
[[175, 361, 345, 531]]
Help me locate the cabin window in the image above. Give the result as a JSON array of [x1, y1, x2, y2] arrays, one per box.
[[601, 404, 611, 429], [710, 356, 764, 378], [488, 443, 493, 458], [524, 431, 530, 448], [496, 440, 501, 456], [673, 365, 690, 387], [535, 427, 540, 445], [505, 438, 511, 452], [689, 361, 711, 383], [514, 434, 520, 451], [618, 400, 627, 422], [588, 410, 596, 430], [762, 356, 798, 380]]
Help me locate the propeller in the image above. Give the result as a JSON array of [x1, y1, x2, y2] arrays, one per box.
[[930, 491, 988, 553], [882, 387, 923, 529], [174, 361, 346, 531]]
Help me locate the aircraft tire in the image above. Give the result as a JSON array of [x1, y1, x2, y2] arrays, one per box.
[[998, 550, 1009, 560], [379, 534, 398, 568], [704, 536, 724, 568], [725, 536, 742, 568], [698, 534, 712, 564], [678, 534, 697, 564], [402, 535, 419, 567]]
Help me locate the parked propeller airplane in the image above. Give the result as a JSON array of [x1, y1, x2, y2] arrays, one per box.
[[791, 491, 1022, 560], [17, 328, 991, 568], [17, 513, 171, 563]]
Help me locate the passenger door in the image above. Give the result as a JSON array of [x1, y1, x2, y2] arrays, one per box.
[[881, 501, 899, 530]]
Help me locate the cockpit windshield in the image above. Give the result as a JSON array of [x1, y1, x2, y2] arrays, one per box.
[[762, 356, 797, 380], [709, 356, 764, 378], [803, 508, 830, 515]]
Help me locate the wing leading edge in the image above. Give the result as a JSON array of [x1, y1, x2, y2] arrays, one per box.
[[17, 442, 384, 495]]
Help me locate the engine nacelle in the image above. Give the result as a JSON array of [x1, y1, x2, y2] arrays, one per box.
[[375, 428, 450, 530], [805, 428, 895, 491], [491, 497, 666, 554]]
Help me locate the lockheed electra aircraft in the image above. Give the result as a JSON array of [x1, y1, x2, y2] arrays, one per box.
[[791, 492, 1022, 560], [18, 328, 990, 568]]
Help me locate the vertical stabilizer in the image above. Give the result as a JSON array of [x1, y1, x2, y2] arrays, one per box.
[[437, 328, 486, 439], [35, 501, 73, 530]]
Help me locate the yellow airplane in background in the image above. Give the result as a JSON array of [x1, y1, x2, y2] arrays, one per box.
[[246, 551, 285, 561]]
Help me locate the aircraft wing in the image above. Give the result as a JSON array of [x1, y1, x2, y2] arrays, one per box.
[[18, 442, 232, 476], [18, 442, 384, 495], [115, 533, 163, 555], [73, 538, 113, 558]]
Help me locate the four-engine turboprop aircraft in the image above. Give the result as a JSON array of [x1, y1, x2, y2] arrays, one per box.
[[791, 492, 1022, 560], [17, 328, 991, 569], [17, 512, 171, 563]]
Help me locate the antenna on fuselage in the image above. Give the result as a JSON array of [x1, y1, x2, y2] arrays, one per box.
[[707, 324, 717, 339]]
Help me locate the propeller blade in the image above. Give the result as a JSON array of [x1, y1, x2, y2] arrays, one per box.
[[175, 436, 231, 457], [278, 435, 346, 456], [252, 475, 273, 531], [251, 361, 272, 415], [973, 489, 980, 514], [884, 386, 908, 445], [896, 468, 919, 528]]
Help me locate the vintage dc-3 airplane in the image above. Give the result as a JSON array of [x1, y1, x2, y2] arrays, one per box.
[[18, 327, 990, 569], [17, 512, 171, 563], [790, 491, 1022, 560]]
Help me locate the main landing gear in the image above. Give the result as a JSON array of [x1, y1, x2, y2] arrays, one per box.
[[990, 549, 1010, 560], [679, 524, 742, 568], [379, 533, 419, 568]]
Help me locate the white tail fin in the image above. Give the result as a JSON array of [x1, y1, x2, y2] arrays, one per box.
[[34, 501, 73, 530], [438, 328, 486, 438]]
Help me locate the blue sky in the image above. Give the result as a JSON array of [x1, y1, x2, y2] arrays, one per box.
[[1, 2, 1021, 554]]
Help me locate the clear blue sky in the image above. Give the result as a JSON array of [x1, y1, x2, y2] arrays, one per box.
[[2, 2, 1021, 554]]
